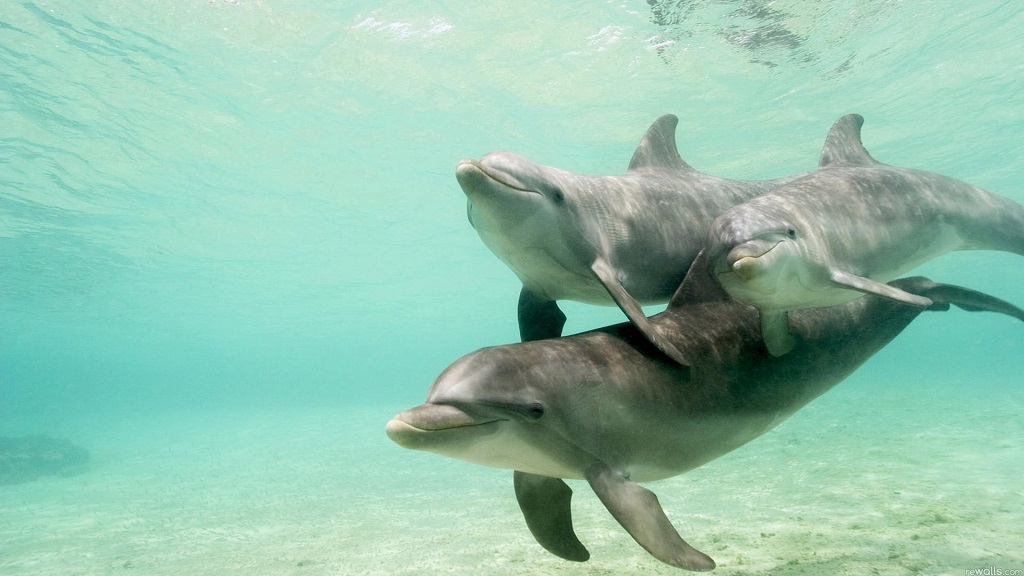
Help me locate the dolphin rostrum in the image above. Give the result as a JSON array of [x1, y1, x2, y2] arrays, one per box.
[[706, 113, 1024, 356], [386, 253, 1024, 570], [456, 114, 806, 363]]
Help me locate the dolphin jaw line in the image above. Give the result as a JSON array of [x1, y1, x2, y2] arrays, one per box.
[[464, 160, 542, 197], [723, 239, 783, 282]]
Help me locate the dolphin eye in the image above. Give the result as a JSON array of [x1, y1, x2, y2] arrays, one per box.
[[550, 188, 564, 204], [527, 403, 545, 420], [786, 227, 797, 239]]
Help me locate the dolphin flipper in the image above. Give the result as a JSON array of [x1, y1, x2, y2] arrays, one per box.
[[518, 289, 568, 341], [892, 277, 1024, 321], [761, 310, 797, 357], [762, 271, 935, 356], [591, 259, 691, 366], [513, 471, 590, 562], [829, 269, 933, 307], [586, 463, 715, 571]]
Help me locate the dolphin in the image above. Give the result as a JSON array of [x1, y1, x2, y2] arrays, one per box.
[[706, 113, 1024, 355], [456, 114, 807, 363], [386, 253, 1024, 570]]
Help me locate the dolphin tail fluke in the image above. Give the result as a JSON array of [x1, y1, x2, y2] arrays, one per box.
[[892, 277, 1024, 321], [513, 471, 590, 563], [591, 259, 692, 366], [586, 463, 715, 571]]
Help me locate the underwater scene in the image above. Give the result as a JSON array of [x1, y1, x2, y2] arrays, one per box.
[[1, 1, 1022, 574]]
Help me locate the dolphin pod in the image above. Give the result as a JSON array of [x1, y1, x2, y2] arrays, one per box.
[[388, 114, 1024, 570], [456, 114, 807, 363]]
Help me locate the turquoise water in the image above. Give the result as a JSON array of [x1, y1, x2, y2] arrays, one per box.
[[1, 1, 1022, 574]]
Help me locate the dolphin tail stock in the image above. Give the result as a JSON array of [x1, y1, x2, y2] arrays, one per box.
[[513, 471, 590, 562], [586, 463, 715, 571], [591, 258, 692, 366], [964, 190, 1024, 257], [998, 196, 1024, 257], [890, 276, 1024, 321]]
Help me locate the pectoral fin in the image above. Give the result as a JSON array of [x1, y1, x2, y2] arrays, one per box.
[[513, 471, 590, 562], [829, 269, 933, 307], [585, 463, 715, 571], [517, 289, 567, 342], [591, 259, 690, 366], [892, 276, 1024, 320], [761, 309, 797, 357]]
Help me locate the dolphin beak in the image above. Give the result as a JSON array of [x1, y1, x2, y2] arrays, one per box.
[[457, 155, 538, 195], [726, 245, 762, 282], [730, 255, 758, 282], [455, 160, 488, 195], [386, 404, 498, 449], [724, 239, 784, 282], [385, 417, 425, 449]]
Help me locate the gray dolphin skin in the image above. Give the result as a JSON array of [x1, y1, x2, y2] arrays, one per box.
[[706, 113, 1024, 356], [386, 254, 1024, 571], [455, 114, 805, 363]]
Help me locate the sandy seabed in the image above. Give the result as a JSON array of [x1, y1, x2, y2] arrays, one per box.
[[1, 382, 1021, 576]]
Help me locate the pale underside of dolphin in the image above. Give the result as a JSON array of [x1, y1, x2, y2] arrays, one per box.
[[456, 114, 806, 364], [386, 252, 1024, 570], [707, 113, 1024, 356]]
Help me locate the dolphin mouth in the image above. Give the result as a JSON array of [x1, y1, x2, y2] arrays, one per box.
[[386, 404, 503, 448], [724, 241, 782, 282], [730, 256, 759, 282], [391, 403, 494, 431], [456, 159, 541, 196]]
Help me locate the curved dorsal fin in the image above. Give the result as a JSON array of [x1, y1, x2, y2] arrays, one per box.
[[818, 113, 878, 168], [628, 114, 695, 172], [668, 249, 730, 309]]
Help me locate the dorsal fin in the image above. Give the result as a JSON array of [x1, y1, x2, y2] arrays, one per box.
[[668, 249, 731, 309], [628, 114, 695, 172], [818, 113, 879, 168]]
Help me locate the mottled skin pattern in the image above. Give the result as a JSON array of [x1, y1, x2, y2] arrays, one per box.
[[386, 256, 1024, 571], [707, 114, 1024, 355], [456, 114, 807, 358]]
